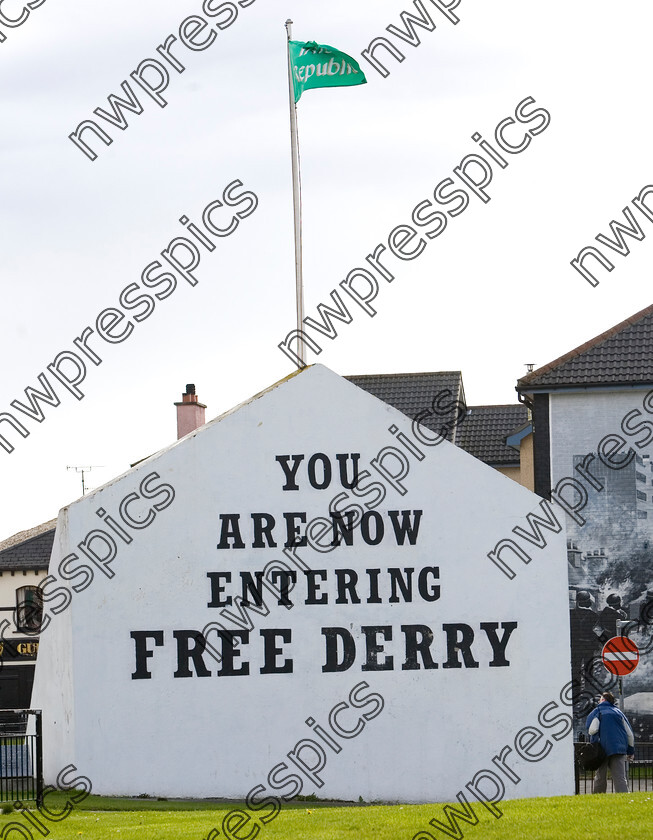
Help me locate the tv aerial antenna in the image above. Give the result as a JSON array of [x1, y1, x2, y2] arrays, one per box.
[[66, 465, 104, 496]]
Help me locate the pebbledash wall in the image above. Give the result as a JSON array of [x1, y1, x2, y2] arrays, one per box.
[[31, 365, 573, 801], [548, 389, 653, 739]]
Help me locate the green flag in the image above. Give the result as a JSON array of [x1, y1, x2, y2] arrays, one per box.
[[289, 40, 367, 103]]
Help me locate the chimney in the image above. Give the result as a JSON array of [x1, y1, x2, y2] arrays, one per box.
[[175, 384, 206, 440]]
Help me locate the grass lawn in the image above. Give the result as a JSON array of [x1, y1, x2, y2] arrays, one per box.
[[0, 791, 651, 839]]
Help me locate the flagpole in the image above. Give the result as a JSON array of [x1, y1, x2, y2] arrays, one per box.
[[285, 19, 305, 368]]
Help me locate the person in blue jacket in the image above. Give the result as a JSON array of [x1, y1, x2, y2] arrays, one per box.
[[586, 691, 635, 793]]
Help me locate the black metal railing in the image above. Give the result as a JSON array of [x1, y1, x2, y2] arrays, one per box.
[[0, 710, 43, 806], [574, 741, 653, 794]]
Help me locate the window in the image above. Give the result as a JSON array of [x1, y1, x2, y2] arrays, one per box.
[[15, 586, 43, 634], [637, 471, 646, 483], [637, 490, 647, 501], [638, 510, 648, 520]]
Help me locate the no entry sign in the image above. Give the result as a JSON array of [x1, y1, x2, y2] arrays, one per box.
[[602, 636, 640, 676]]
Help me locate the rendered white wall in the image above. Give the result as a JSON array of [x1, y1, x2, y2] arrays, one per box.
[[32, 365, 573, 804]]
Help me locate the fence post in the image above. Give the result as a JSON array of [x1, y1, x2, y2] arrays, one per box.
[[34, 711, 43, 809], [574, 750, 580, 795]]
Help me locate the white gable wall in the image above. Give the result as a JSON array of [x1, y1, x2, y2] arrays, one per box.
[[32, 366, 572, 802]]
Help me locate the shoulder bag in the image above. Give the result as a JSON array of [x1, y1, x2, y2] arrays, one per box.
[[578, 708, 606, 771]]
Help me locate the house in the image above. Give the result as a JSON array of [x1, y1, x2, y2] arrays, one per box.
[[346, 371, 533, 489], [517, 302, 653, 735], [0, 520, 53, 713], [449, 403, 532, 489]]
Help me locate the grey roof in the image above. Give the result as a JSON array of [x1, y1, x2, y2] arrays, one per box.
[[517, 303, 653, 392], [344, 372, 465, 442], [0, 521, 55, 571], [455, 405, 529, 467], [345, 373, 527, 467]]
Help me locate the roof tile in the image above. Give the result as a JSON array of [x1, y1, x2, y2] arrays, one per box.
[[345, 373, 527, 467], [0, 527, 54, 571], [517, 303, 653, 390], [345, 372, 464, 441], [455, 405, 529, 467]]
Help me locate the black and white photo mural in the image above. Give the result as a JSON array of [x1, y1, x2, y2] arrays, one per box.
[[547, 391, 653, 738]]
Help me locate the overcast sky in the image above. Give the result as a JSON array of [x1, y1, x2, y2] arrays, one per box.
[[1, 0, 652, 540]]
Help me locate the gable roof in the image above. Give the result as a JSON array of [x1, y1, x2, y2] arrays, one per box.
[[454, 405, 529, 467], [517, 303, 653, 392], [344, 372, 465, 442], [0, 520, 55, 571]]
